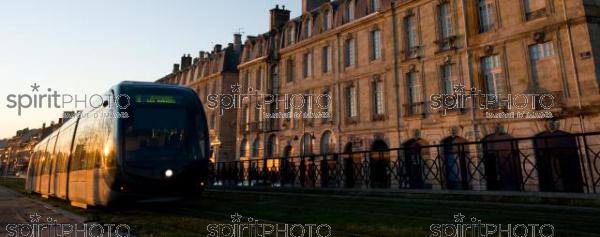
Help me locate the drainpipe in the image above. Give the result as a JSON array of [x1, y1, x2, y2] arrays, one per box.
[[562, 0, 586, 133], [392, 1, 403, 147]]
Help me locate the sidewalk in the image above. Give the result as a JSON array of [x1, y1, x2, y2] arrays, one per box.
[[0, 185, 86, 235]]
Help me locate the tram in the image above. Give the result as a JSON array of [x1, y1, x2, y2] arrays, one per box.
[[25, 81, 210, 208]]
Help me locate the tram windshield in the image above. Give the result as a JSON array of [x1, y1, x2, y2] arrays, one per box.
[[125, 107, 190, 161]]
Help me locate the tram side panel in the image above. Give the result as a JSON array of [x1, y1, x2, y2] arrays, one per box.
[[47, 135, 59, 197], [40, 135, 58, 197], [54, 123, 76, 199]]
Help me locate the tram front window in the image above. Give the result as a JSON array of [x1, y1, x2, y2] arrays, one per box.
[[125, 107, 189, 161]]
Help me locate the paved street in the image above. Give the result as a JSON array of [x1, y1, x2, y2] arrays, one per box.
[[0, 181, 85, 236]]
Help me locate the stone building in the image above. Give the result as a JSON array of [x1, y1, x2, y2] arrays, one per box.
[[232, 0, 600, 191], [159, 0, 600, 192], [156, 35, 243, 163]]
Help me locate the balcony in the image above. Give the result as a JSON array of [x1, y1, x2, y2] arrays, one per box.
[[405, 46, 421, 59], [435, 36, 457, 52]]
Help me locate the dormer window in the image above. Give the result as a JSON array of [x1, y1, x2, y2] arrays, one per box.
[[370, 0, 380, 12], [245, 48, 252, 61], [256, 43, 263, 57], [344, 0, 355, 23], [287, 26, 296, 46], [323, 10, 332, 30], [306, 18, 313, 37]]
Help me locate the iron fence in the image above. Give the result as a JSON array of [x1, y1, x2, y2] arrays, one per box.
[[210, 131, 600, 194]]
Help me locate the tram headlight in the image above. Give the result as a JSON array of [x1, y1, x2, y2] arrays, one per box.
[[165, 169, 173, 178]]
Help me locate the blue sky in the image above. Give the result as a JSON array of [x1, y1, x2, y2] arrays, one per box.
[[0, 0, 301, 138]]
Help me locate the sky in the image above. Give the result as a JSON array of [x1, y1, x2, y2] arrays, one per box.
[[0, 0, 301, 139]]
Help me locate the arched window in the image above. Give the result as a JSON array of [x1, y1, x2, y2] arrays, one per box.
[[370, 139, 390, 188], [441, 136, 470, 190], [301, 133, 313, 156], [240, 138, 248, 157], [482, 133, 522, 191], [533, 130, 583, 193], [320, 131, 332, 154], [251, 138, 260, 157], [402, 138, 428, 189], [266, 134, 277, 158]]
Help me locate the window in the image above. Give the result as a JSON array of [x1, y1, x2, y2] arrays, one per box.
[[371, 0, 380, 12], [245, 48, 252, 61], [244, 71, 251, 91], [406, 72, 423, 114], [345, 38, 356, 67], [286, 58, 295, 82], [405, 15, 419, 57], [302, 93, 312, 123], [347, 85, 358, 118], [529, 41, 555, 61], [373, 80, 384, 115], [301, 133, 313, 156], [478, 0, 497, 33], [524, 0, 546, 20], [251, 138, 260, 157], [303, 52, 312, 78], [371, 30, 382, 60], [244, 71, 252, 91], [344, 0, 355, 23], [287, 26, 296, 46], [322, 46, 332, 73], [257, 43, 263, 57], [306, 18, 312, 37], [529, 42, 555, 86], [441, 64, 455, 94], [322, 90, 331, 115], [481, 55, 507, 97], [439, 3, 453, 39], [320, 131, 332, 154], [240, 139, 248, 157], [256, 67, 263, 90], [323, 10, 332, 30], [254, 104, 261, 123], [210, 114, 216, 129], [243, 106, 250, 125]]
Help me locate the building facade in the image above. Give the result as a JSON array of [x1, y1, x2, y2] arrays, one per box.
[[236, 0, 600, 156], [160, 0, 600, 192]]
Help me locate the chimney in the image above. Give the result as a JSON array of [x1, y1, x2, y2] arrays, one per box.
[[199, 51, 206, 59], [234, 34, 242, 52], [173, 63, 180, 73], [214, 44, 222, 53], [302, 0, 329, 14], [181, 54, 192, 69], [270, 4, 291, 30]]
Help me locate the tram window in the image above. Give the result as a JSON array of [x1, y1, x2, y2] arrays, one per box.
[[125, 107, 188, 160]]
